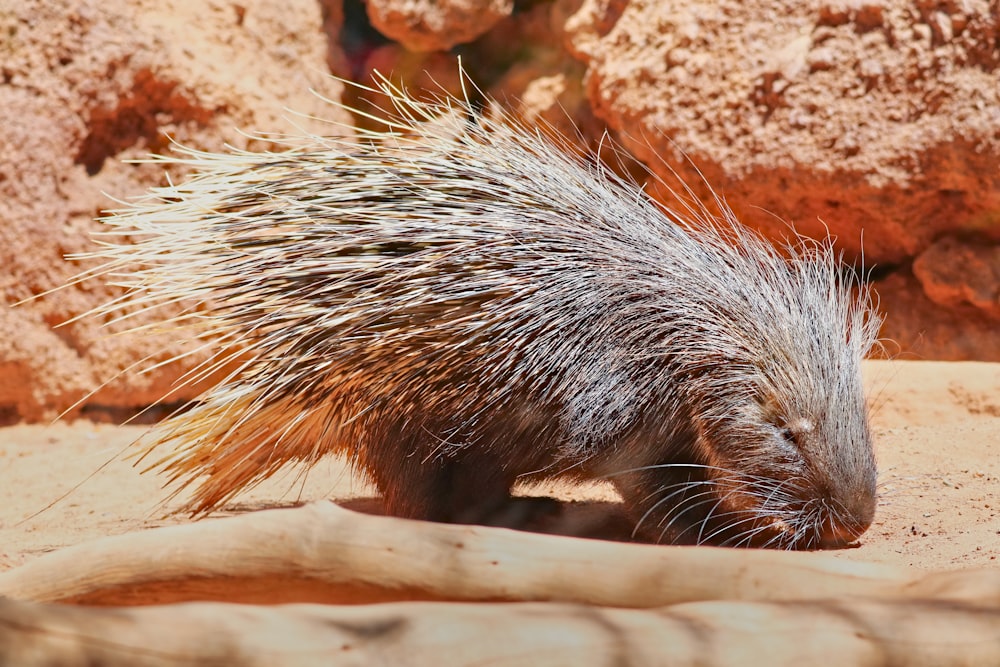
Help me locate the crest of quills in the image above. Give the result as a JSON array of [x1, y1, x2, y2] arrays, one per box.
[[77, 74, 882, 549]]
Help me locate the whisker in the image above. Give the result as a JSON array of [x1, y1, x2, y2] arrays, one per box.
[[633, 482, 720, 539]]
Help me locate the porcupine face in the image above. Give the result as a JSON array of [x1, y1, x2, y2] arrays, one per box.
[[683, 373, 878, 549], [613, 249, 880, 549]]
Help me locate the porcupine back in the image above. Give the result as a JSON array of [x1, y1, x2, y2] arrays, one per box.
[[80, 76, 882, 547]]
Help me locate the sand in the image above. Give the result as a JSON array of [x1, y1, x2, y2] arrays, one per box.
[[0, 359, 997, 574]]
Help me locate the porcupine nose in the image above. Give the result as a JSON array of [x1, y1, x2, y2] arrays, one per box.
[[818, 520, 865, 548], [817, 494, 876, 549]]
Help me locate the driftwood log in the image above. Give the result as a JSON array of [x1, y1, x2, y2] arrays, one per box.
[[2, 597, 998, 667], [1, 501, 998, 665]]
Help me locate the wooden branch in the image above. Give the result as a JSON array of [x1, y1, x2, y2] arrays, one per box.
[[2, 501, 998, 666], [2, 500, 994, 607], [1, 595, 997, 667]]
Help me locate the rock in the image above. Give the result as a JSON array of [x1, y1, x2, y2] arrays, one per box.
[[912, 236, 1000, 320], [875, 271, 999, 361], [0, 0, 344, 421], [562, 0, 1000, 266], [366, 0, 513, 52]]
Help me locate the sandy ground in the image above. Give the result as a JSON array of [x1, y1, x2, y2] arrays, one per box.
[[0, 359, 997, 574]]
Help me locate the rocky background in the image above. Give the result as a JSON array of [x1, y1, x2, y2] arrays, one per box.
[[1, 0, 998, 422]]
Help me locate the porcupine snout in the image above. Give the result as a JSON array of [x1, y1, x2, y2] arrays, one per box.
[[804, 364, 879, 548], [812, 419, 878, 548], [818, 495, 875, 548]]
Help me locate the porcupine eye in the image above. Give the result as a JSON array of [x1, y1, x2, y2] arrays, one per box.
[[758, 395, 800, 450], [780, 427, 799, 447], [776, 418, 816, 454]]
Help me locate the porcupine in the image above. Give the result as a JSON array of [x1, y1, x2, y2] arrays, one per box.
[[79, 75, 883, 549]]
